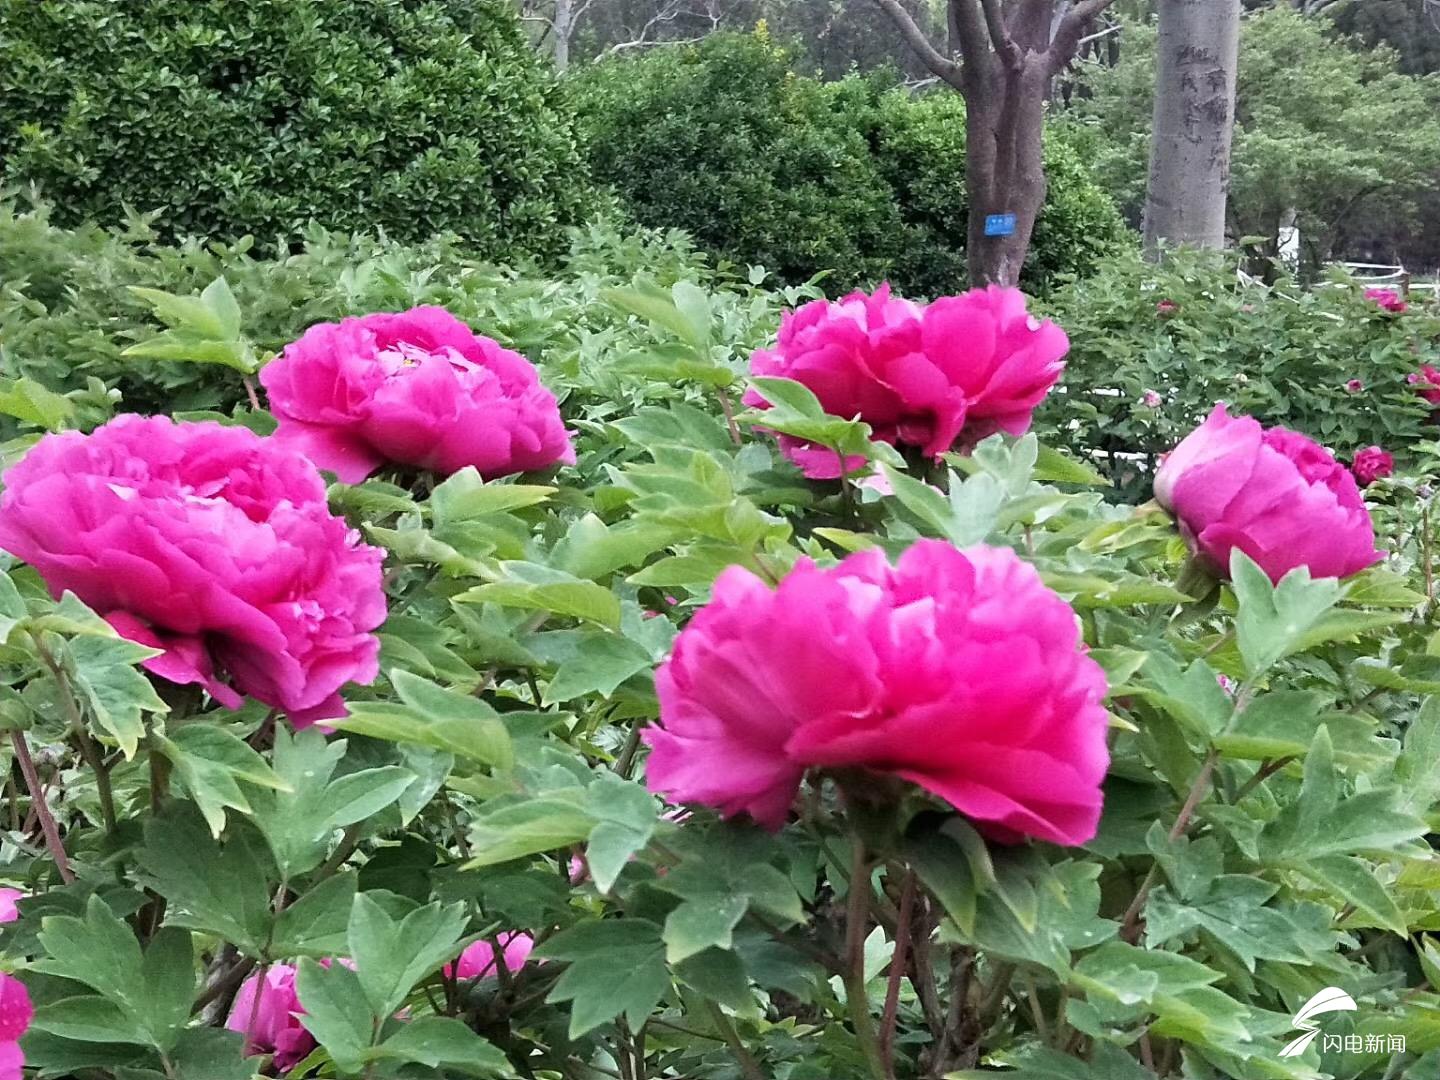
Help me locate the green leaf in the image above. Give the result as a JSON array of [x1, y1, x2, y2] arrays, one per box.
[[135, 811, 272, 953], [545, 634, 654, 704], [246, 727, 414, 877], [1216, 691, 1394, 770], [536, 919, 670, 1038], [430, 468, 554, 526], [1231, 551, 1343, 677], [295, 956, 373, 1073], [551, 514, 678, 581], [139, 927, 194, 1051], [1299, 855, 1408, 935], [348, 893, 468, 1018], [602, 282, 709, 352], [458, 562, 621, 629], [0, 377, 74, 430], [1394, 697, 1440, 816], [584, 774, 658, 894], [465, 793, 595, 868], [675, 948, 757, 1015], [367, 1016, 509, 1076], [157, 725, 285, 838], [1031, 444, 1109, 487], [30, 996, 149, 1045], [362, 670, 512, 768], [67, 634, 169, 758], [665, 894, 748, 963], [272, 874, 358, 958]]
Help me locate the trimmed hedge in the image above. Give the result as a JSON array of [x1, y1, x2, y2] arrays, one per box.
[[0, 0, 594, 260]]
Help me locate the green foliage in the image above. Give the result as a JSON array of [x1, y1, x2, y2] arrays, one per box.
[[573, 32, 1132, 295], [0, 0, 594, 258], [1065, 8, 1440, 265], [1036, 246, 1440, 498], [1, 213, 1439, 1079]]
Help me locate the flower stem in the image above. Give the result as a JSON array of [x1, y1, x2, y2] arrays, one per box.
[[879, 870, 916, 1074], [11, 730, 74, 883], [845, 836, 888, 1080], [705, 1002, 765, 1080]]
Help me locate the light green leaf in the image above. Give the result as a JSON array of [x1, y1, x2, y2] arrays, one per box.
[[67, 634, 169, 758]]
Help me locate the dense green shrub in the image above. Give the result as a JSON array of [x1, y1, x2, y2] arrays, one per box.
[[0, 0, 594, 258], [572, 32, 1132, 295], [1036, 247, 1440, 499]]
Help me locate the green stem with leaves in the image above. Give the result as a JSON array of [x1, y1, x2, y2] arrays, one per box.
[[11, 729, 74, 883], [845, 837, 889, 1080]]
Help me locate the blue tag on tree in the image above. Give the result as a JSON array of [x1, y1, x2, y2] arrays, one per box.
[[984, 213, 1017, 237]]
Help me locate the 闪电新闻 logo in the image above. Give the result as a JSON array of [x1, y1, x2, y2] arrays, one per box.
[[1279, 987, 1358, 1058]]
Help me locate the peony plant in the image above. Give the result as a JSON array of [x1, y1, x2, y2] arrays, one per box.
[[0, 253, 1432, 1080]]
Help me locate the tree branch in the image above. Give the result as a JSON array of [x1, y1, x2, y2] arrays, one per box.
[[1047, 0, 1119, 71], [978, 0, 1022, 68], [868, 0, 964, 89]]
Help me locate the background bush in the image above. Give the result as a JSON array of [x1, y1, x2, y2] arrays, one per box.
[[0, 0, 594, 259], [572, 31, 1132, 297], [1036, 247, 1440, 499]]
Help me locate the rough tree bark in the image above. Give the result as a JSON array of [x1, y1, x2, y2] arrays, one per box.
[[1142, 0, 1240, 252], [868, 0, 1120, 287]]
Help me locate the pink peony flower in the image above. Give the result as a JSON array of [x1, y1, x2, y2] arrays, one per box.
[[261, 306, 575, 483], [227, 964, 315, 1070], [0, 890, 24, 925], [1352, 445, 1394, 486], [1410, 365, 1440, 406], [0, 972, 31, 1080], [1345, 379, 1363, 394], [0, 415, 385, 727], [1156, 300, 1180, 317], [1365, 288, 1407, 314], [745, 285, 1066, 478], [643, 540, 1110, 846], [445, 932, 534, 981], [1141, 390, 1163, 409], [1154, 405, 1381, 584]]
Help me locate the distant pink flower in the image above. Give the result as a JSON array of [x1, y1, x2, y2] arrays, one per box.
[[0, 973, 33, 1080], [1156, 300, 1180, 317], [1155, 405, 1381, 583], [1365, 288, 1407, 314], [1141, 390, 1162, 409], [0, 416, 385, 728], [1345, 379, 1363, 394], [0, 890, 23, 925], [746, 285, 1067, 477], [227, 964, 314, 1070], [1411, 365, 1440, 406], [644, 540, 1110, 845], [262, 306, 574, 483], [1352, 446, 1394, 486], [1216, 674, 1237, 697], [446, 933, 534, 981]]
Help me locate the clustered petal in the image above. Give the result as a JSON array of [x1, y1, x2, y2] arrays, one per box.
[[227, 964, 315, 1071], [1364, 287, 1408, 314], [744, 285, 1067, 478], [1154, 405, 1382, 583], [1351, 445, 1395, 487], [261, 305, 575, 483], [445, 932, 535, 981], [0, 973, 31, 1080], [0, 415, 385, 727], [644, 540, 1110, 846]]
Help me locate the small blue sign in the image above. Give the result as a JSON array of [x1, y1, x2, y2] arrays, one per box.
[[984, 213, 1017, 237]]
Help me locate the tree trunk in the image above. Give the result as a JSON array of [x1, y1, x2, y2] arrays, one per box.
[[552, 0, 574, 70], [1142, 0, 1241, 253]]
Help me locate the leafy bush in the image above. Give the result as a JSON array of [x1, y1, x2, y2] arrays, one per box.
[[0, 0, 594, 257], [573, 32, 1132, 296], [0, 214, 1436, 1080], [1037, 247, 1440, 499]]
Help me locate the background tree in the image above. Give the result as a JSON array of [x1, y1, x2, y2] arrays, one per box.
[[1142, 0, 1240, 252], [864, 0, 1122, 286]]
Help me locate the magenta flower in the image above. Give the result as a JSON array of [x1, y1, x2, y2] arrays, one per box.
[[262, 306, 574, 483], [0, 416, 385, 727], [1156, 299, 1180, 317], [227, 964, 315, 1070], [1410, 365, 1440, 406], [1154, 405, 1381, 583], [643, 540, 1110, 846], [1345, 379, 1363, 394], [1141, 389, 1163, 409], [1352, 445, 1395, 486], [0, 973, 31, 1080], [0, 890, 24, 925], [745, 285, 1066, 478], [1365, 288, 1407, 314], [445, 932, 535, 981]]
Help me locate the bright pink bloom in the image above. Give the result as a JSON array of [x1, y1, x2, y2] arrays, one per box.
[[745, 285, 1067, 478], [445, 932, 534, 981], [1345, 379, 1363, 394], [1154, 405, 1381, 583], [1365, 288, 1407, 313], [643, 540, 1110, 846], [1352, 445, 1394, 486], [261, 306, 574, 483], [0, 890, 23, 925], [1410, 365, 1440, 406], [1156, 300, 1180, 317], [227, 964, 315, 1070], [0, 972, 30, 1079], [0, 415, 385, 727], [1141, 390, 1162, 409]]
